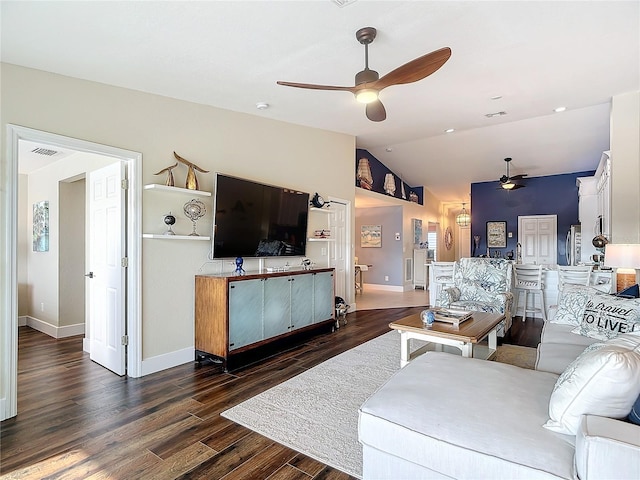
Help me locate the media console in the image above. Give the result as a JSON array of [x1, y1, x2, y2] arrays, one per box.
[[195, 268, 335, 370]]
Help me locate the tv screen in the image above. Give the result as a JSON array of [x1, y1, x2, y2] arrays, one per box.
[[212, 174, 310, 258]]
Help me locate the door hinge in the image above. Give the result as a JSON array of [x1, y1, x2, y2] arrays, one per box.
[[121, 257, 129, 268], [121, 335, 129, 346], [121, 179, 129, 190]]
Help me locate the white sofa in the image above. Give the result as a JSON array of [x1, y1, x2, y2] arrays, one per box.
[[358, 287, 640, 480]]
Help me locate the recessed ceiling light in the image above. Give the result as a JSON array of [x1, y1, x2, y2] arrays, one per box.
[[256, 102, 269, 110], [485, 111, 507, 118], [554, 106, 567, 113], [490, 95, 502, 100], [445, 128, 455, 133], [385, 147, 393, 152]]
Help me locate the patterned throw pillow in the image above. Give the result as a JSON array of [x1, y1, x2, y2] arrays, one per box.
[[571, 294, 640, 340], [544, 334, 640, 435], [552, 284, 599, 326]]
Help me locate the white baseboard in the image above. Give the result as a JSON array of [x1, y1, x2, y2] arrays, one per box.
[[0, 397, 6, 421], [18, 316, 27, 326], [140, 346, 194, 376], [83, 338, 90, 353], [363, 283, 405, 293], [22, 316, 85, 339]]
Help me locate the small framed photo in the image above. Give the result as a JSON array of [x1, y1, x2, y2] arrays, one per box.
[[486, 221, 507, 248]]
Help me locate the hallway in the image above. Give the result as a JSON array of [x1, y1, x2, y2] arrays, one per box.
[[355, 286, 430, 310]]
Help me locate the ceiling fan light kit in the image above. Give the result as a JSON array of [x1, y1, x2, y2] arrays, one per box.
[[277, 26, 451, 122]]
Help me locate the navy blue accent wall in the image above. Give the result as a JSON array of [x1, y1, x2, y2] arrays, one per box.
[[356, 148, 424, 205], [471, 170, 595, 265]]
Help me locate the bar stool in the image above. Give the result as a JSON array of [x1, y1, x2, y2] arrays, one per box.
[[557, 265, 592, 302], [513, 264, 546, 322], [431, 262, 455, 306]]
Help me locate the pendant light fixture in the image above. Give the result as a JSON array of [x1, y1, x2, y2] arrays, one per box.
[[456, 203, 470, 227]]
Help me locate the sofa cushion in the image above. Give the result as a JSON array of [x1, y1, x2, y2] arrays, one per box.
[[536, 342, 590, 375], [544, 334, 640, 435], [571, 294, 640, 340], [541, 321, 597, 347], [359, 352, 575, 479], [552, 285, 599, 326]]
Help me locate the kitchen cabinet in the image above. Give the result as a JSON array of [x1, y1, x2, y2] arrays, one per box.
[[596, 151, 611, 238], [413, 249, 428, 289]]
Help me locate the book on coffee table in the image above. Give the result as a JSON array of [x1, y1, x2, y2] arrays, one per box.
[[432, 308, 473, 326]]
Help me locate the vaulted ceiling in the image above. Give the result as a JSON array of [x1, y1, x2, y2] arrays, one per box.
[[2, 1, 638, 202]]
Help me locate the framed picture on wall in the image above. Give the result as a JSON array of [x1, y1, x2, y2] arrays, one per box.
[[412, 218, 422, 245], [361, 225, 382, 248], [486, 221, 507, 248]]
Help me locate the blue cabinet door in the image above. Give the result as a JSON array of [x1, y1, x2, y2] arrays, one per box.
[[228, 279, 263, 350]]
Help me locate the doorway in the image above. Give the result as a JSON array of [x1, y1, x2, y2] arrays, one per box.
[[1, 125, 142, 420]]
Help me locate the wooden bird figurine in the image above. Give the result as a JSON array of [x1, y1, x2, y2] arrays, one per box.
[[154, 162, 179, 187], [173, 151, 210, 190]]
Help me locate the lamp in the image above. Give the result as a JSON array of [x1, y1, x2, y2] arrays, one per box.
[[456, 203, 470, 227], [501, 182, 516, 190], [355, 89, 378, 104], [603, 243, 640, 292]]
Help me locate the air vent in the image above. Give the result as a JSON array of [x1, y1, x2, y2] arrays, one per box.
[[485, 111, 507, 118], [31, 147, 59, 156]]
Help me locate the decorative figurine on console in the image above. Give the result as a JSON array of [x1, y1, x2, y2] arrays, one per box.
[[234, 256, 245, 275], [301, 258, 313, 270], [163, 212, 176, 235]]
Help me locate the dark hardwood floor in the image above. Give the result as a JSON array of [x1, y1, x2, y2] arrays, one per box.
[[1, 309, 541, 479]]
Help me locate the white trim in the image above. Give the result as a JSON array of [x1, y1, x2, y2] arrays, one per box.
[[83, 338, 90, 353], [21, 316, 85, 338], [140, 347, 195, 376], [3, 126, 143, 421], [2, 126, 19, 420], [18, 316, 27, 327]]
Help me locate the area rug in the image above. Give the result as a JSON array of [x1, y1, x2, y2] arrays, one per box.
[[221, 332, 537, 478]]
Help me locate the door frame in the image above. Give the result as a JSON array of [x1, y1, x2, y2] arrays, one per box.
[[327, 196, 352, 305], [2, 125, 142, 420]]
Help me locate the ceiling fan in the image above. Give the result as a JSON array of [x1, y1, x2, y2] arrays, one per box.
[[277, 27, 451, 122], [499, 157, 528, 190]]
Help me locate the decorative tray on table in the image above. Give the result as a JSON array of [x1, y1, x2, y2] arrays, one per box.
[[431, 308, 473, 326]]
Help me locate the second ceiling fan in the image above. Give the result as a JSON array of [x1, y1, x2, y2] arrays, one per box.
[[499, 157, 528, 190], [277, 27, 451, 122]]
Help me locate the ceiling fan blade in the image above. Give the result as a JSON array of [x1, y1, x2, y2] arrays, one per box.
[[276, 81, 355, 92], [510, 174, 528, 180], [373, 47, 451, 90], [366, 99, 386, 122]]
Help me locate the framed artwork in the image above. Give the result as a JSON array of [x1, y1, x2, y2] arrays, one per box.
[[412, 218, 422, 245], [486, 221, 507, 248], [33, 200, 49, 252], [361, 225, 382, 248]]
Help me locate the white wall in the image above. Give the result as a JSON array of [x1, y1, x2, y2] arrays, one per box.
[[2, 63, 355, 365], [610, 91, 640, 243]]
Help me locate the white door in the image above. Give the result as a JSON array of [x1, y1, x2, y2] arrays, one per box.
[[518, 215, 557, 265], [88, 162, 126, 375], [329, 200, 348, 301], [458, 226, 471, 258]]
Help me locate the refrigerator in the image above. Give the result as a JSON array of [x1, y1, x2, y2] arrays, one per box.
[[566, 224, 582, 266]]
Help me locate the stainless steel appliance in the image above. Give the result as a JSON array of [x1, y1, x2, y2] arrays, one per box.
[[566, 224, 582, 265]]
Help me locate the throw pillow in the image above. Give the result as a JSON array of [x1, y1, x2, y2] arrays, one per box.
[[629, 394, 640, 425], [552, 284, 599, 326], [543, 334, 640, 435], [571, 294, 640, 340]]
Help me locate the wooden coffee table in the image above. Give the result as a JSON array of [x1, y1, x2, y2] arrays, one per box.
[[389, 311, 505, 367]]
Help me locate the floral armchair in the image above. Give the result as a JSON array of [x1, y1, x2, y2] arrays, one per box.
[[438, 257, 514, 336]]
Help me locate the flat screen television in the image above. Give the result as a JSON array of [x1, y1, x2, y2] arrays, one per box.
[[212, 174, 310, 258]]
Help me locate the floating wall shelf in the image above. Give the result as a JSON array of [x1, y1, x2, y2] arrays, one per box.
[[144, 184, 211, 197]]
